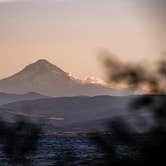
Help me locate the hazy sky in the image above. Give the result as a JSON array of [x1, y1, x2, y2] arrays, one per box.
[[0, 0, 165, 80]]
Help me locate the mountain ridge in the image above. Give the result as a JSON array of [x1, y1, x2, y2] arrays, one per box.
[[0, 94, 164, 132], [0, 59, 130, 96], [0, 91, 49, 105], [0, 95, 131, 132], [1, 59, 68, 81]]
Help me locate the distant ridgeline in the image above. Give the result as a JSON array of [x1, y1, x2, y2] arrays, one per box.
[[0, 95, 164, 133], [0, 59, 130, 97]]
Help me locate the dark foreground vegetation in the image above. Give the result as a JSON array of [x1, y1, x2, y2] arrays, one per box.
[[91, 52, 166, 165]]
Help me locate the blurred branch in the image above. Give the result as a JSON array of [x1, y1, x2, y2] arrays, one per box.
[[0, 118, 41, 165]]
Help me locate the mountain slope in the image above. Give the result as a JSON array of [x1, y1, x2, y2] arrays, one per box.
[[0, 96, 132, 132], [0, 92, 49, 105], [0, 59, 129, 96]]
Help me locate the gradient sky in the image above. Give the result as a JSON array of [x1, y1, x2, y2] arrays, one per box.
[[0, 0, 165, 80]]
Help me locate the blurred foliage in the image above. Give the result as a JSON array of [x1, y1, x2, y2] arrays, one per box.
[[0, 118, 41, 165], [90, 51, 166, 165], [102, 51, 166, 93]]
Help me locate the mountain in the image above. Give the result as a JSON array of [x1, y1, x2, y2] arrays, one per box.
[[0, 92, 49, 105], [0, 59, 129, 96], [0, 95, 133, 132]]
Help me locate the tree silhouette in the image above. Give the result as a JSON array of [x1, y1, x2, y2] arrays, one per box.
[[90, 51, 166, 165]]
